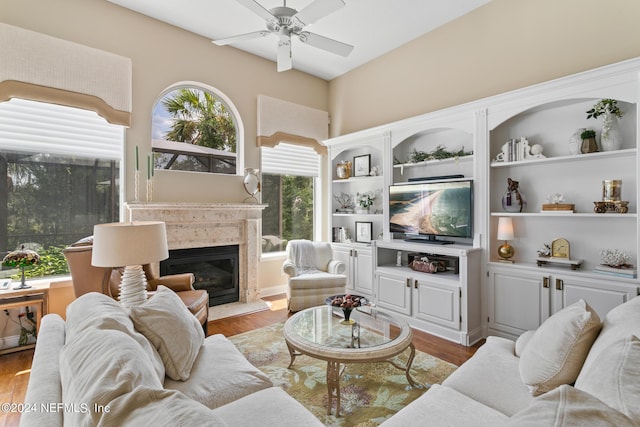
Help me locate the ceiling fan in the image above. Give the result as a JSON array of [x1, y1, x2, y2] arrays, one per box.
[[212, 0, 354, 72]]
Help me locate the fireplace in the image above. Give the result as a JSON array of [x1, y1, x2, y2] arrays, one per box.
[[160, 245, 240, 307]]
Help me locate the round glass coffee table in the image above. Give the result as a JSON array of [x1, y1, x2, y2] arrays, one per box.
[[283, 305, 417, 416]]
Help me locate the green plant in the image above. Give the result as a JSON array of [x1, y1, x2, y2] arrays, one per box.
[[407, 145, 473, 164], [580, 129, 596, 139], [356, 191, 375, 208], [586, 99, 624, 120]]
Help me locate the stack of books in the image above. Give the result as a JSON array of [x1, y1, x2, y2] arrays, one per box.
[[593, 264, 637, 278]]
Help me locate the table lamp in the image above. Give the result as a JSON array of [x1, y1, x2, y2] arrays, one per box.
[[497, 217, 515, 263], [91, 221, 169, 308]]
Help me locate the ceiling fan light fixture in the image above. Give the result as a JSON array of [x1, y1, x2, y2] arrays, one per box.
[[212, 0, 352, 73]]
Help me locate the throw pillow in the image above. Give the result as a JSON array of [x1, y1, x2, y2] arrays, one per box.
[[130, 285, 205, 381], [60, 328, 164, 427], [574, 335, 640, 421], [65, 292, 165, 381], [515, 330, 535, 357], [519, 299, 601, 396], [508, 384, 636, 427]]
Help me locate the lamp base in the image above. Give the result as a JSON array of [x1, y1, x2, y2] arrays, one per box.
[[118, 265, 148, 308], [498, 242, 515, 263]]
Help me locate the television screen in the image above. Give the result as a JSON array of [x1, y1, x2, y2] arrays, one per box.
[[389, 180, 473, 240]]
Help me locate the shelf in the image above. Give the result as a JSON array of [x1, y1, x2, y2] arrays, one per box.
[[332, 175, 384, 184], [332, 213, 383, 217], [376, 265, 460, 285], [490, 148, 636, 168], [393, 155, 473, 170], [491, 212, 638, 218], [488, 261, 640, 284]]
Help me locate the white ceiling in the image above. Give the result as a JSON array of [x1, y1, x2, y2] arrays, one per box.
[[106, 0, 490, 81]]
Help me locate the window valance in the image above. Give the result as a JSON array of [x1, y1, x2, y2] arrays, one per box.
[[0, 23, 131, 126], [256, 95, 328, 155]]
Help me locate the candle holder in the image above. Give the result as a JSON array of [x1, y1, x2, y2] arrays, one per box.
[[146, 178, 153, 202], [134, 170, 140, 202]]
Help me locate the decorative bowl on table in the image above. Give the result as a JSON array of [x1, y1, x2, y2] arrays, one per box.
[[326, 294, 369, 325]]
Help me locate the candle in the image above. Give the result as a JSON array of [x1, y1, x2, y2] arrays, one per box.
[[135, 145, 139, 171], [147, 154, 151, 180]]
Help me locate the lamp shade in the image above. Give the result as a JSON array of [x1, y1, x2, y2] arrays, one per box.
[[496, 217, 515, 241], [91, 221, 169, 267]]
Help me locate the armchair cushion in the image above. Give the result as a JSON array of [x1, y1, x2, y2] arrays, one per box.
[[130, 286, 205, 381]]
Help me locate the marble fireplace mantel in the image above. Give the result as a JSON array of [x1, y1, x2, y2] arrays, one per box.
[[125, 202, 266, 304]]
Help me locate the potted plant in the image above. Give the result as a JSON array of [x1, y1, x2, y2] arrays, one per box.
[[356, 191, 375, 213], [580, 129, 598, 154], [586, 99, 624, 151]]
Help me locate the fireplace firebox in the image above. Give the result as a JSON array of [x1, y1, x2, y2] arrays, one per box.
[[160, 245, 239, 307]]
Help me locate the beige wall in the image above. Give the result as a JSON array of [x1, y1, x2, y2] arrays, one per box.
[[1, 0, 329, 204], [328, 0, 640, 136]]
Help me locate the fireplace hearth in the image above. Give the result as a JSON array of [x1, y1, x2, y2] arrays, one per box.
[[160, 245, 239, 307]]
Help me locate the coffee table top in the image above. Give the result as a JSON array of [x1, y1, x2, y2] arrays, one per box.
[[283, 305, 413, 363]]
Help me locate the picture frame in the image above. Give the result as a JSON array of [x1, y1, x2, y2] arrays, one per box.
[[355, 221, 373, 243], [353, 154, 371, 177]]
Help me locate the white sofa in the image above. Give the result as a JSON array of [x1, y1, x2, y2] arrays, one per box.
[[382, 295, 640, 426], [20, 289, 322, 427]]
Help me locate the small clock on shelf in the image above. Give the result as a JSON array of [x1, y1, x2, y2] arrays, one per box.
[[551, 238, 570, 259], [536, 237, 583, 270]]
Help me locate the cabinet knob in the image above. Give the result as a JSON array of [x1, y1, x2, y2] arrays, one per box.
[[556, 279, 564, 291], [542, 277, 550, 288], [406, 278, 410, 288], [414, 279, 418, 289]]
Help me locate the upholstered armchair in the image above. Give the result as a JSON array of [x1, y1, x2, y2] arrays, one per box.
[[282, 240, 347, 312], [63, 237, 209, 334]]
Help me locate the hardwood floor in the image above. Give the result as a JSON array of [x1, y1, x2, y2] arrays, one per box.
[[0, 294, 482, 427]]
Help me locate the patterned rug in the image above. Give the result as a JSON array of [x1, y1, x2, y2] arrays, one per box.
[[229, 321, 458, 426]]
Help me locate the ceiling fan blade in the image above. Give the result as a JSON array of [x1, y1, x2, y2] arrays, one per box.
[[298, 31, 353, 57], [212, 30, 271, 46], [236, 0, 278, 25], [292, 0, 345, 26], [277, 37, 292, 72]]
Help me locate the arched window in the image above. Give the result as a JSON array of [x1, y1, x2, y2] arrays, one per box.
[[151, 83, 242, 175]]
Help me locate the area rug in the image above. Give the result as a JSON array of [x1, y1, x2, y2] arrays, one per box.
[[209, 299, 270, 321], [229, 322, 457, 426]]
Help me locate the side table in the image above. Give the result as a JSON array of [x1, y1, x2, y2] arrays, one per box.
[[0, 283, 49, 355]]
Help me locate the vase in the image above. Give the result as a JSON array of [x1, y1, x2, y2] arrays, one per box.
[[336, 161, 352, 179], [600, 114, 621, 151], [581, 137, 598, 154], [502, 188, 526, 213]]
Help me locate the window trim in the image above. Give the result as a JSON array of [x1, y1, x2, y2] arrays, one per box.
[[151, 81, 244, 176]]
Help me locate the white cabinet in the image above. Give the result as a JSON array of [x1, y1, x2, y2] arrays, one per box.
[[332, 243, 373, 298], [488, 263, 638, 340], [375, 240, 482, 345]]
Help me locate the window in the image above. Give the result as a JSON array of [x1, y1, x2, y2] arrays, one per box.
[[0, 98, 123, 279], [261, 143, 320, 253], [151, 84, 241, 175]]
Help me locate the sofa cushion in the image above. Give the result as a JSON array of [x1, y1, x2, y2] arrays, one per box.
[[519, 299, 601, 396], [130, 285, 205, 381], [99, 387, 228, 426], [507, 384, 636, 427], [574, 335, 640, 421], [65, 292, 165, 381], [577, 295, 640, 377], [60, 328, 164, 427], [212, 387, 325, 427], [380, 384, 509, 427], [164, 334, 272, 409], [442, 336, 533, 416], [288, 272, 347, 289]]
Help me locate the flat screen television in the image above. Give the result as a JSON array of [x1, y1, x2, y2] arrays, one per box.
[[389, 179, 473, 244]]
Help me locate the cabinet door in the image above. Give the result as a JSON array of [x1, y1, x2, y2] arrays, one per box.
[[488, 267, 551, 338], [413, 278, 461, 330], [332, 245, 353, 290], [353, 248, 373, 296], [375, 271, 412, 315], [553, 275, 638, 320]]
